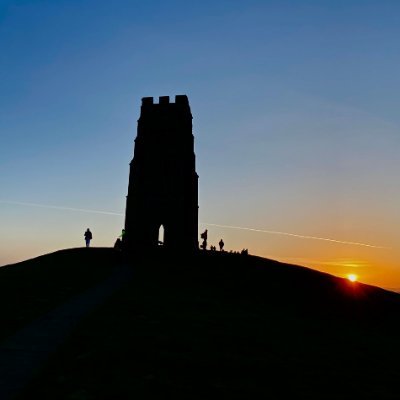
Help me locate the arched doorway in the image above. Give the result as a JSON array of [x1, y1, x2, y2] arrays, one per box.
[[158, 224, 164, 245]]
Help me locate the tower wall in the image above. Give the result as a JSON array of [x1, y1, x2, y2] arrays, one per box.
[[124, 95, 199, 252]]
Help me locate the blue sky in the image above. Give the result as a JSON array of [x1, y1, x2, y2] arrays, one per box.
[[0, 0, 399, 288]]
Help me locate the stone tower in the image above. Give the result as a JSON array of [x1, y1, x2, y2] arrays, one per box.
[[124, 95, 198, 252]]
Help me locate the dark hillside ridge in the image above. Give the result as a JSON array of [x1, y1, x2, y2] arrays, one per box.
[[2, 248, 399, 327], [136, 250, 400, 323], [0, 248, 120, 341], [14, 248, 400, 399], [1, 247, 119, 270]]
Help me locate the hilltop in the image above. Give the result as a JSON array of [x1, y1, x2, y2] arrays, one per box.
[[2, 248, 400, 399]]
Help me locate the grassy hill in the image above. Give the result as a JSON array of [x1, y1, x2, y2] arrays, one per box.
[[3, 248, 400, 399], [0, 248, 121, 342]]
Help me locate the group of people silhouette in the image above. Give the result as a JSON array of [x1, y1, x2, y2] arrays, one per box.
[[84, 227, 247, 256], [200, 229, 248, 255], [200, 229, 225, 252]]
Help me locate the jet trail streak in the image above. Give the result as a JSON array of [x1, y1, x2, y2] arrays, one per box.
[[0, 200, 124, 216], [0, 200, 388, 249], [201, 222, 388, 249]]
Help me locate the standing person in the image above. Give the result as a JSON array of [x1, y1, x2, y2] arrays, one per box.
[[219, 239, 224, 251], [200, 229, 208, 250], [84, 228, 92, 247]]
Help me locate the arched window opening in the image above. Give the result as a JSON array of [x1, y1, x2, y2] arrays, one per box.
[[158, 225, 164, 246]]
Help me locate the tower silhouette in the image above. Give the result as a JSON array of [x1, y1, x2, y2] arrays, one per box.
[[124, 95, 198, 252]]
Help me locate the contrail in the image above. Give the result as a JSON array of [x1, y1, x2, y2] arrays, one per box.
[[1, 200, 388, 249], [201, 222, 389, 249], [0, 200, 124, 216]]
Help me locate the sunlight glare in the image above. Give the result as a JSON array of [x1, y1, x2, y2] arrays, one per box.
[[347, 274, 358, 282]]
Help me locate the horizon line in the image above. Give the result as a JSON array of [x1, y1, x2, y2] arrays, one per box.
[[0, 200, 389, 249]]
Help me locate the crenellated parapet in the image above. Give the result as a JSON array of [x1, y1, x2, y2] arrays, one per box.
[[138, 94, 193, 130], [141, 95, 190, 107]]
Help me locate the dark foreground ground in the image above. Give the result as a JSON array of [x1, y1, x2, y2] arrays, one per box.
[[3, 248, 400, 399]]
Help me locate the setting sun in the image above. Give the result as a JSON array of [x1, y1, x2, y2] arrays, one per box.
[[347, 274, 358, 282]]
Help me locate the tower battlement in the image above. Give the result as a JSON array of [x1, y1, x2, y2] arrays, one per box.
[[141, 95, 189, 106]]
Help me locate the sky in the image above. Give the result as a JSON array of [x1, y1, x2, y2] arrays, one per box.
[[0, 0, 399, 289]]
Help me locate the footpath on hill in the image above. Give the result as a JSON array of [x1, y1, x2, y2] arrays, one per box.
[[0, 252, 133, 400]]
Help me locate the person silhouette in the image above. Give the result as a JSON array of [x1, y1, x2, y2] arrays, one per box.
[[219, 239, 224, 251], [200, 229, 208, 241], [119, 229, 126, 241], [200, 229, 208, 250], [84, 228, 92, 248]]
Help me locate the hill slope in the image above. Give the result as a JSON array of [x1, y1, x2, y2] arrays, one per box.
[[3, 249, 400, 399], [0, 248, 121, 342]]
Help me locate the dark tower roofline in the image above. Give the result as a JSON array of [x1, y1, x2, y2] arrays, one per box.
[[141, 95, 190, 106]]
